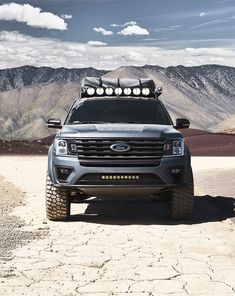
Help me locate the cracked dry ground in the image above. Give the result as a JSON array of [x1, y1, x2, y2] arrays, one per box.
[[0, 156, 235, 296]]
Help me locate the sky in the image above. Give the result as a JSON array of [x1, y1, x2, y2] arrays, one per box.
[[0, 0, 235, 69]]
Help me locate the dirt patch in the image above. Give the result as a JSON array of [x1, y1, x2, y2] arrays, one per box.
[[0, 176, 46, 261], [184, 132, 235, 156], [0, 140, 49, 155]]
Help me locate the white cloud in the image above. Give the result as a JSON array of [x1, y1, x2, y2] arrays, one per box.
[[155, 25, 181, 32], [87, 40, 107, 46], [200, 12, 207, 17], [0, 30, 29, 42], [192, 18, 229, 29], [124, 21, 137, 27], [142, 38, 168, 41], [142, 38, 159, 41], [118, 25, 149, 36], [61, 14, 72, 20], [0, 31, 235, 70], [0, 3, 67, 30], [93, 27, 113, 35], [111, 21, 137, 28]]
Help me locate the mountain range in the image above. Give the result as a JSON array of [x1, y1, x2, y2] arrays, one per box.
[[0, 64, 234, 139]]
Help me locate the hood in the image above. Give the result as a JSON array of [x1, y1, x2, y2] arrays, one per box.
[[57, 124, 182, 139]]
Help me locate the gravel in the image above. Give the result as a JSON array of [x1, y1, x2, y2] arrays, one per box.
[[0, 177, 45, 261]]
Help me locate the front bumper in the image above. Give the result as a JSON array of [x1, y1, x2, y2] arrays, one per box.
[[48, 152, 190, 196]]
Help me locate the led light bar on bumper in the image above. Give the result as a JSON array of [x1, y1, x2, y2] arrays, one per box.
[[163, 139, 184, 157], [101, 174, 140, 180]]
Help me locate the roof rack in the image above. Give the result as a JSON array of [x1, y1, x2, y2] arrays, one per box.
[[80, 77, 162, 99]]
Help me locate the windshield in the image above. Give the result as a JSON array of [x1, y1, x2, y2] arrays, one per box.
[[66, 98, 172, 125]]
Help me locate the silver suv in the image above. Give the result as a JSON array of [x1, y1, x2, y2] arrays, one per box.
[[46, 77, 194, 221]]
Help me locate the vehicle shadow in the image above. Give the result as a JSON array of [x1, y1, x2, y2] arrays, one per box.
[[70, 195, 235, 225]]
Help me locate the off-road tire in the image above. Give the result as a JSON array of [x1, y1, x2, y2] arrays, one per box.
[[46, 173, 70, 221], [168, 168, 194, 220]]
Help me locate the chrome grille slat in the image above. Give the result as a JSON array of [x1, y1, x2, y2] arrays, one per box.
[[76, 145, 164, 149], [78, 156, 162, 159], [76, 151, 163, 156], [75, 141, 164, 145]]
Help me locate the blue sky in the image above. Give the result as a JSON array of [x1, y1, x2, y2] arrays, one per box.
[[0, 0, 235, 69]]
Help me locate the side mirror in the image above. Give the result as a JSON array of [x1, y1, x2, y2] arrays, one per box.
[[47, 118, 62, 129], [175, 118, 190, 129]]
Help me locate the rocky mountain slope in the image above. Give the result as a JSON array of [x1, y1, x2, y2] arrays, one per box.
[[0, 66, 107, 92], [0, 64, 234, 139], [104, 65, 235, 129]]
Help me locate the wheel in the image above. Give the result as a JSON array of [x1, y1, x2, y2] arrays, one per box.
[[46, 173, 70, 221], [168, 168, 194, 220]]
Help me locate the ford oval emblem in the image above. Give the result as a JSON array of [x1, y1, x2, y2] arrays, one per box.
[[110, 143, 130, 152]]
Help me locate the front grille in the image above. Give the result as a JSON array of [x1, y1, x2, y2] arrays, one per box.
[[68, 138, 164, 167]]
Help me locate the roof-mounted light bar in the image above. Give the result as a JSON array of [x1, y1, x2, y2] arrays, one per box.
[[96, 87, 104, 95], [114, 87, 122, 95], [133, 88, 141, 96], [81, 77, 162, 99], [87, 87, 95, 96], [105, 87, 113, 95], [124, 88, 132, 95], [142, 88, 150, 96], [84, 87, 155, 97]]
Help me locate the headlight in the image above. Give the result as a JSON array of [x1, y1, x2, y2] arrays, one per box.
[[54, 139, 68, 156], [163, 139, 184, 157]]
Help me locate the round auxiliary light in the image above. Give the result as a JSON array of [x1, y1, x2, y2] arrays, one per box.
[[124, 88, 132, 96], [133, 88, 141, 96], [105, 87, 114, 95], [142, 88, 150, 96], [96, 87, 104, 95], [114, 87, 123, 95], [87, 87, 95, 96]]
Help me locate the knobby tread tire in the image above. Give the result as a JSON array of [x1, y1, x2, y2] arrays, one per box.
[[168, 168, 194, 220], [46, 173, 70, 221]]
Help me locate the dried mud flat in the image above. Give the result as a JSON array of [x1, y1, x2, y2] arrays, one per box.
[[0, 156, 235, 296]]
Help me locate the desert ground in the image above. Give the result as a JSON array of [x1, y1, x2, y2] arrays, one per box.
[[0, 156, 235, 295]]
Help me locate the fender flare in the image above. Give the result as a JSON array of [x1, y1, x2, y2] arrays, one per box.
[[47, 144, 56, 183]]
